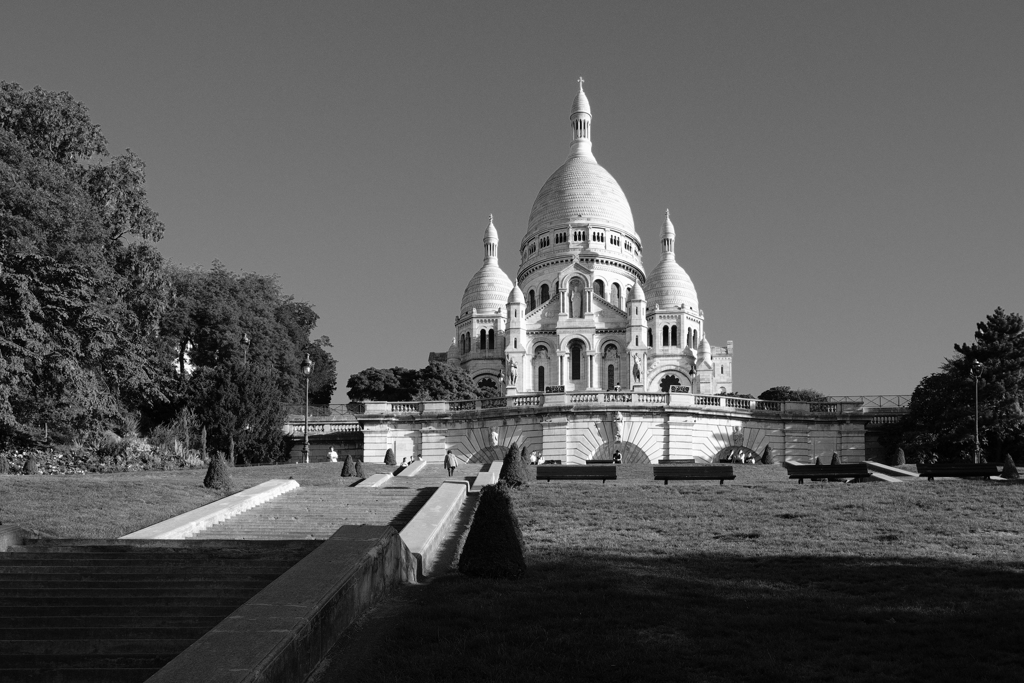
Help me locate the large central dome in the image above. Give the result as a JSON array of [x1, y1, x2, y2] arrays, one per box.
[[524, 81, 635, 242], [526, 155, 635, 238]]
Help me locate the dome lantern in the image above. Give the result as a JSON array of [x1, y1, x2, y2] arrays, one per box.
[[569, 77, 593, 160]]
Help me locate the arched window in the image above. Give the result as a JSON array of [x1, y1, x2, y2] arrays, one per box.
[[569, 340, 584, 381], [662, 326, 669, 347], [613, 283, 622, 307], [538, 366, 546, 391], [529, 290, 536, 311], [480, 330, 487, 350], [478, 377, 497, 392], [671, 325, 678, 346], [488, 329, 495, 350], [607, 364, 615, 389], [647, 329, 653, 347], [540, 284, 549, 303], [594, 280, 605, 299], [687, 327, 693, 347]]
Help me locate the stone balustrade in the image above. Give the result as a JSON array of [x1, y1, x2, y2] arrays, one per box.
[[286, 393, 867, 421]]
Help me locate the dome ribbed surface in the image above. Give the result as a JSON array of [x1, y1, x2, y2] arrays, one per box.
[[572, 89, 591, 115], [526, 156, 635, 238], [647, 257, 698, 312], [507, 283, 525, 304], [461, 263, 513, 315]]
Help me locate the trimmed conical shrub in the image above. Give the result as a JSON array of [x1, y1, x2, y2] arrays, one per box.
[[341, 454, 356, 477], [355, 459, 365, 478], [830, 452, 841, 465], [458, 482, 525, 580], [384, 448, 396, 466], [761, 445, 774, 465], [893, 448, 906, 467], [1002, 454, 1019, 480], [499, 443, 528, 489], [203, 452, 233, 490], [814, 456, 824, 466], [23, 455, 40, 475]]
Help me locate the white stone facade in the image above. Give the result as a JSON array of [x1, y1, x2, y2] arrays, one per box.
[[442, 82, 734, 395]]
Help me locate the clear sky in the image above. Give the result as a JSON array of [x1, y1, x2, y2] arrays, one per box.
[[3, 1, 1021, 400]]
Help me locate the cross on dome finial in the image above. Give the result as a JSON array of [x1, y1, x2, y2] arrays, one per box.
[[578, 76, 585, 91]]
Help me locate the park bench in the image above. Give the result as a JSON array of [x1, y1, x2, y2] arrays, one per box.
[[586, 459, 615, 464], [537, 464, 616, 483], [786, 463, 870, 483], [653, 465, 735, 485], [917, 462, 1001, 481]]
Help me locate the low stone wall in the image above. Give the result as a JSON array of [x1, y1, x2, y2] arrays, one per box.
[[399, 480, 471, 580], [148, 525, 415, 683], [0, 526, 26, 552]]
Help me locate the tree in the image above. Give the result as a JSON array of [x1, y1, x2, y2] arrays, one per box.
[[1, 82, 170, 442], [900, 308, 1024, 462], [458, 482, 526, 579], [758, 386, 829, 402], [347, 362, 484, 402], [187, 362, 285, 464], [499, 443, 528, 488], [203, 452, 233, 490]]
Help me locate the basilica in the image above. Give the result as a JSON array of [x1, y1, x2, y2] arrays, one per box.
[[438, 82, 734, 396]]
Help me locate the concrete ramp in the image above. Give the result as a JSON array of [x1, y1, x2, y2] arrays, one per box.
[[866, 462, 920, 478]]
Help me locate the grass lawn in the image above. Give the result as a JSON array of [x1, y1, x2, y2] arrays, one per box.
[[0, 462, 395, 538], [313, 465, 1024, 683]]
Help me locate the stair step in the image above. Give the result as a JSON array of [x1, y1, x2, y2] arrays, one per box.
[[0, 666, 161, 683], [0, 638, 197, 655]]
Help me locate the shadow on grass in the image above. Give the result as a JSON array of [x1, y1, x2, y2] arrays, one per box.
[[337, 552, 1024, 683]]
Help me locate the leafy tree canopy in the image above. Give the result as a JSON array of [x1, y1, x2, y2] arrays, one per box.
[[757, 386, 829, 402], [347, 362, 485, 402], [900, 308, 1024, 461], [0, 81, 337, 451], [1, 82, 168, 441]]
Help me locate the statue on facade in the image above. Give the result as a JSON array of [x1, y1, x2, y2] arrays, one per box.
[[490, 429, 499, 447], [613, 412, 624, 443], [506, 356, 518, 384]]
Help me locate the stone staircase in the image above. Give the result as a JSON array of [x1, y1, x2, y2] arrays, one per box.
[[194, 486, 434, 540], [0, 539, 318, 683], [389, 464, 482, 490]]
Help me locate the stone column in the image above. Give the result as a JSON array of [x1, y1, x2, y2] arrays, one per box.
[[587, 352, 596, 389], [665, 415, 696, 462], [419, 426, 449, 463], [360, 421, 392, 463], [542, 415, 568, 463]]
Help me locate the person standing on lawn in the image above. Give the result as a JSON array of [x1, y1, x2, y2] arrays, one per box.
[[444, 450, 459, 477]]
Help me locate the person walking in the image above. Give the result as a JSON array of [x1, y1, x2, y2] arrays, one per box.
[[444, 450, 459, 477]]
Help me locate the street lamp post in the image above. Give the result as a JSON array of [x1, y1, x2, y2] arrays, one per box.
[[969, 359, 982, 464], [301, 353, 314, 464]]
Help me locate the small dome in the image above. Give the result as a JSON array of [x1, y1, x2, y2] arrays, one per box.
[[627, 280, 646, 303], [662, 209, 675, 239], [484, 214, 498, 241], [507, 282, 525, 305], [646, 259, 698, 312], [697, 336, 712, 356], [461, 263, 512, 315], [572, 87, 591, 116]]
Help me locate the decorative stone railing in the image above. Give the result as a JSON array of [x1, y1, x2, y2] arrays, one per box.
[[315, 393, 866, 418], [283, 422, 362, 436]]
